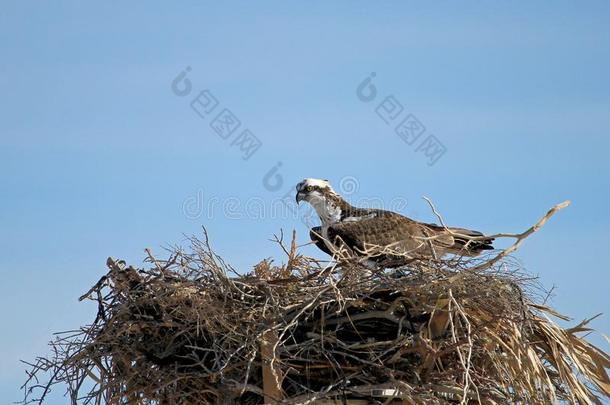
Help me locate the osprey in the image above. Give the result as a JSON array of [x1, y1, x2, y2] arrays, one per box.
[[295, 178, 493, 264]]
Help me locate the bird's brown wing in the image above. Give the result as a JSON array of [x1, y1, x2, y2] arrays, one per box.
[[309, 226, 333, 256], [326, 210, 454, 257]]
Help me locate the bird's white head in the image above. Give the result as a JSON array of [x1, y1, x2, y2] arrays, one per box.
[[295, 178, 343, 224]]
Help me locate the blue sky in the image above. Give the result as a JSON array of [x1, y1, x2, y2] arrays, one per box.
[[1, 2, 609, 403]]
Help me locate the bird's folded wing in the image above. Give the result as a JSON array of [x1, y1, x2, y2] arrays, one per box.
[[309, 227, 333, 256], [325, 211, 455, 254]]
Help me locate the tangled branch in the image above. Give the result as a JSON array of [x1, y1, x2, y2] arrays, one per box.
[[21, 203, 609, 405]]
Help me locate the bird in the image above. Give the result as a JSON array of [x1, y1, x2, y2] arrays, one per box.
[[295, 178, 493, 265]]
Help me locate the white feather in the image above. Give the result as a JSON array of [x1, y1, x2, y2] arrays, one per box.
[[342, 213, 377, 222], [300, 178, 335, 192]]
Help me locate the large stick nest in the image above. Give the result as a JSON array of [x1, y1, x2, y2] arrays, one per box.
[[22, 230, 609, 404], [22, 199, 609, 404]]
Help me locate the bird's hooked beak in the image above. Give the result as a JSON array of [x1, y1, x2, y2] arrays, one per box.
[[296, 191, 305, 204], [295, 180, 306, 204]]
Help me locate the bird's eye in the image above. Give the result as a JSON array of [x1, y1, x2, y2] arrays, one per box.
[[306, 185, 314, 192]]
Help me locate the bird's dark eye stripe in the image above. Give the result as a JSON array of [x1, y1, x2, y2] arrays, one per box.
[[299, 184, 327, 192]]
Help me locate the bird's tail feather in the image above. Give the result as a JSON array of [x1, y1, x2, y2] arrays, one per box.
[[448, 227, 494, 256]]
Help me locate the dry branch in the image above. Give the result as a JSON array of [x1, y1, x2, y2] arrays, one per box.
[[21, 203, 609, 405]]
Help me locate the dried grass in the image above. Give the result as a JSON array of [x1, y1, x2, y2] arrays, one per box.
[[21, 202, 609, 404]]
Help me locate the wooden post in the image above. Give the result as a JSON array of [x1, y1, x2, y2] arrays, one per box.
[[261, 329, 283, 404]]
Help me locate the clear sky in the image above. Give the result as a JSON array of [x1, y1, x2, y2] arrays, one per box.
[[1, 2, 609, 403]]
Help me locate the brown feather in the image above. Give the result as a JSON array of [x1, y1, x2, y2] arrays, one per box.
[[316, 210, 493, 260]]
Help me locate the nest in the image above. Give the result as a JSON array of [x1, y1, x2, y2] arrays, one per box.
[[21, 234, 608, 404], [22, 202, 609, 404]]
